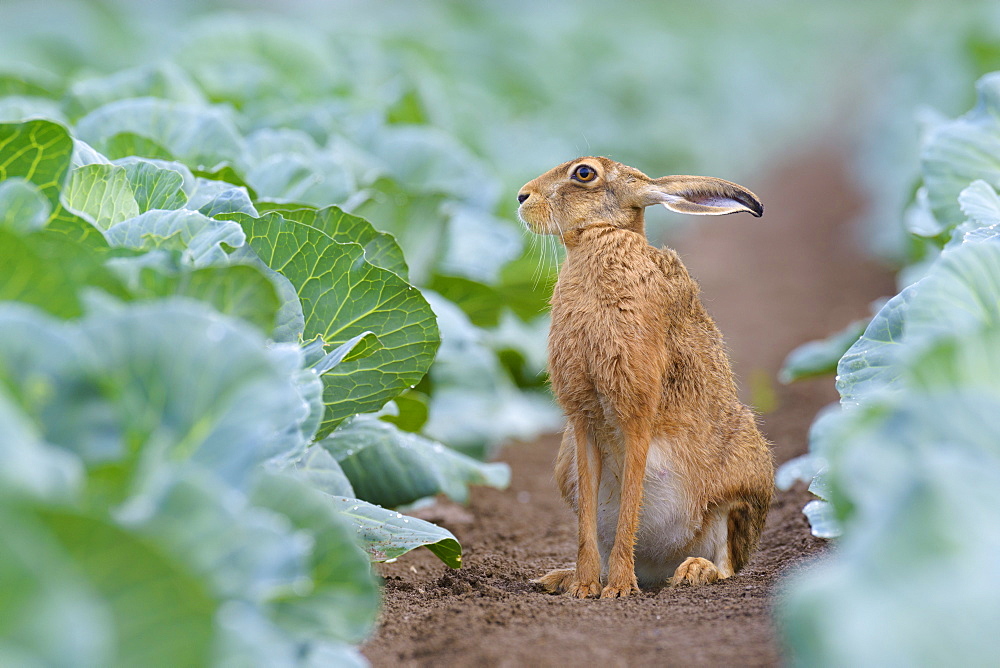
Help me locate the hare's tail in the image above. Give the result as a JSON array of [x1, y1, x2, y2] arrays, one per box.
[[727, 494, 770, 573]]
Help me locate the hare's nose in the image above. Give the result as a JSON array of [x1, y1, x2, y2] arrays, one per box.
[[517, 192, 529, 204]]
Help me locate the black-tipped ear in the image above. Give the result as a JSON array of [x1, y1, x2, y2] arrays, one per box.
[[643, 176, 763, 217]]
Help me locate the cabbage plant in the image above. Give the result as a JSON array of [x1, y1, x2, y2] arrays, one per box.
[[0, 116, 511, 665], [778, 73, 1000, 667]]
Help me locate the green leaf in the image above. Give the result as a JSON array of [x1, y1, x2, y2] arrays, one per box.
[[0, 71, 58, 98], [249, 472, 380, 644], [327, 495, 463, 569], [780, 318, 869, 383], [0, 178, 50, 232], [320, 417, 510, 507], [103, 132, 175, 161], [836, 287, 914, 406], [117, 158, 188, 212], [62, 163, 140, 230], [222, 211, 439, 433], [380, 390, 429, 433], [0, 229, 127, 318], [265, 205, 409, 279], [428, 274, 507, 328], [126, 263, 281, 334], [0, 506, 111, 667], [0, 119, 73, 209], [45, 210, 108, 250], [40, 510, 217, 667]]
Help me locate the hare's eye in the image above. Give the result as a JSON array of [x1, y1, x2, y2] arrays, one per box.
[[572, 165, 597, 183]]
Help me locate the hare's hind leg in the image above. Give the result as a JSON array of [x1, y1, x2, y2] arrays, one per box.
[[670, 496, 768, 586], [534, 568, 576, 593], [726, 495, 769, 573], [670, 505, 730, 586]]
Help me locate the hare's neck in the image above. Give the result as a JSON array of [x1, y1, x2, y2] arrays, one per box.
[[562, 223, 647, 258]]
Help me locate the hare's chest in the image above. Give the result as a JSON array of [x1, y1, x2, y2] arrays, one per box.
[[547, 265, 669, 415]]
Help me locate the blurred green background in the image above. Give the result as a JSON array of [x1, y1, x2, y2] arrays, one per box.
[[5, 0, 1000, 252]]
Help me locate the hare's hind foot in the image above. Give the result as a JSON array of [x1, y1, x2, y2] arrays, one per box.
[[533, 568, 602, 598], [670, 557, 722, 586]]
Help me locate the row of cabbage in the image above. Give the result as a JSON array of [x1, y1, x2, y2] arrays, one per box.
[[0, 7, 564, 457], [0, 110, 517, 664], [778, 73, 1000, 665]]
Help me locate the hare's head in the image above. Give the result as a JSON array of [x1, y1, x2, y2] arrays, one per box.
[[517, 156, 762, 237]]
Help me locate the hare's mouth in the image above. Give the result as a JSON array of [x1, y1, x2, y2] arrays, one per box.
[[517, 204, 553, 235]]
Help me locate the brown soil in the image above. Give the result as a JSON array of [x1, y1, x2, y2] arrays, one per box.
[[362, 146, 896, 667]]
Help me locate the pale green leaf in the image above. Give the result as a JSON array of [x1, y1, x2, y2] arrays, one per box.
[[780, 319, 869, 384], [905, 239, 1000, 350], [250, 472, 380, 644], [62, 163, 140, 230], [311, 332, 382, 375], [76, 299, 312, 488], [246, 152, 354, 207], [326, 495, 463, 569], [64, 63, 205, 121], [104, 209, 245, 267], [196, 185, 258, 218], [922, 72, 1000, 230], [75, 98, 245, 168], [321, 417, 510, 507], [836, 287, 914, 406], [116, 158, 188, 212], [290, 446, 355, 498]]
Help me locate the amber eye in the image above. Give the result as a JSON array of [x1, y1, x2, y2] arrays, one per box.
[[572, 164, 597, 183]]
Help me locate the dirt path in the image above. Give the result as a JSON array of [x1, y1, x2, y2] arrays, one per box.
[[362, 146, 896, 667]]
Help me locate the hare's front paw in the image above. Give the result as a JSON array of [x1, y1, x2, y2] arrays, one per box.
[[670, 557, 721, 586], [533, 568, 602, 598], [568, 579, 603, 599], [600, 579, 640, 599]]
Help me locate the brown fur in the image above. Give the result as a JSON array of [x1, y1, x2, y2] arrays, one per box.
[[518, 157, 773, 599]]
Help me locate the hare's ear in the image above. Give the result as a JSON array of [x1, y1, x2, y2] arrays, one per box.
[[641, 175, 763, 217]]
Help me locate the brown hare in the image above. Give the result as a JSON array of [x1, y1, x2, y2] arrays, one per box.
[[517, 157, 773, 599]]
